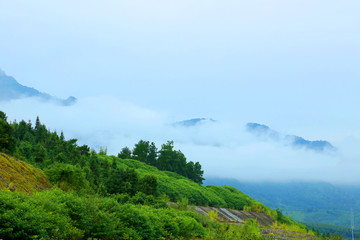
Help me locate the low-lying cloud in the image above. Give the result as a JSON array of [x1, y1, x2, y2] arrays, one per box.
[[1, 96, 360, 184]]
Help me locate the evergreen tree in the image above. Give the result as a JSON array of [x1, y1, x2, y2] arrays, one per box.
[[132, 140, 150, 162], [106, 167, 124, 194], [157, 141, 175, 171], [89, 154, 100, 186], [146, 142, 158, 166], [118, 146, 132, 159], [34, 143, 46, 163], [123, 168, 139, 196], [192, 162, 204, 184], [0, 112, 16, 154], [0, 111, 6, 121], [19, 141, 33, 161], [78, 145, 90, 156]]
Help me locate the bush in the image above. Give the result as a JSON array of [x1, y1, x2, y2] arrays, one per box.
[[45, 163, 91, 192], [0, 189, 206, 240], [0, 190, 83, 240]]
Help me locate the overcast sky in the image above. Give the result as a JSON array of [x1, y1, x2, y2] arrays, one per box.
[[1, 0, 360, 184]]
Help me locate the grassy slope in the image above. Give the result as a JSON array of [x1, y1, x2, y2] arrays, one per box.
[[100, 155, 260, 210], [0, 153, 316, 239], [0, 153, 50, 193]]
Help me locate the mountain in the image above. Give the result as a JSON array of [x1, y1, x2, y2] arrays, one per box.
[[246, 123, 335, 152], [205, 177, 360, 229], [0, 68, 76, 106], [173, 118, 216, 127]]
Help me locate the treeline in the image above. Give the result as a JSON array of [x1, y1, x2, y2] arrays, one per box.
[[0, 112, 163, 197], [0, 111, 202, 194], [0, 112, 90, 166], [118, 140, 204, 183]]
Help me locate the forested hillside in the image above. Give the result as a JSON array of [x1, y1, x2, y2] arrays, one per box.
[[0, 110, 344, 239], [205, 177, 360, 238]]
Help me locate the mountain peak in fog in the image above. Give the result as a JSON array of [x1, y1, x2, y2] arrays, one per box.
[[0, 68, 77, 106], [173, 118, 216, 127], [247, 122, 335, 152]]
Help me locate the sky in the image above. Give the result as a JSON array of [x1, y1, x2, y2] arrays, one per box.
[[1, 0, 360, 184]]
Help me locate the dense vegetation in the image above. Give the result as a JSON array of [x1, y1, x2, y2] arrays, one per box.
[[119, 140, 204, 184], [0, 110, 345, 239], [0, 189, 204, 240], [0, 111, 262, 209], [0, 111, 203, 184], [305, 222, 360, 240]]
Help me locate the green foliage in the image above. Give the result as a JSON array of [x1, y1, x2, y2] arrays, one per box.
[[209, 210, 218, 221], [34, 143, 46, 163], [99, 146, 108, 155], [243, 201, 266, 212], [0, 111, 6, 121], [0, 111, 16, 154], [106, 167, 124, 194], [138, 174, 158, 196], [45, 163, 91, 192], [2, 112, 272, 213], [203, 219, 263, 240], [118, 146, 132, 159], [177, 197, 189, 210], [276, 208, 292, 224], [101, 156, 261, 210], [305, 222, 360, 240], [0, 189, 206, 240], [0, 190, 83, 240], [132, 140, 151, 162], [242, 219, 262, 239], [18, 141, 33, 160], [121, 139, 204, 184], [157, 140, 204, 184], [206, 185, 255, 210], [106, 167, 141, 196]]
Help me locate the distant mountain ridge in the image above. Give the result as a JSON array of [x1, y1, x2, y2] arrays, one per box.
[[205, 177, 360, 232], [246, 123, 335, 152], [173, 118, 216, 127], [0, 68, 76, 106]]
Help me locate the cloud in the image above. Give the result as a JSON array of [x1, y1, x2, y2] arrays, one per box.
[[1, 96, 166, 152], [1, 96, 360, 184]]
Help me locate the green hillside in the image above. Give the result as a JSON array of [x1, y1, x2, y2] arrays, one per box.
[[0, 152, 50, 193], [103, 155, 260, 210], [0, 152, 315, 240], [0, 111, 342, 239]]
